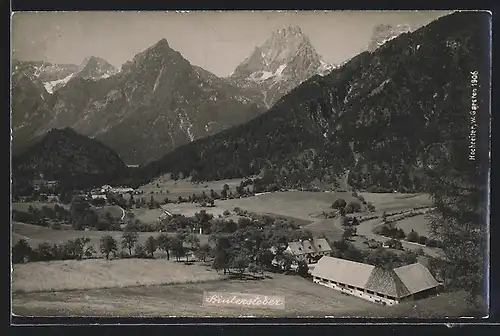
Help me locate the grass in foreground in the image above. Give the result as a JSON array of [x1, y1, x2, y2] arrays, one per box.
[[12, 258, 226, 293], [13, 274, 376, 317]]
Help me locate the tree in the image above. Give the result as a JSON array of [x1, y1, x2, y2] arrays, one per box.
[[332, 198, 347, 209], [231, 254, 250, 278], [185, 233, 200, 262], [145, 236, 157, 258], [12, 239, 33, 263], [342, 227, 356, 240], [347, 201, 362, 213], [407, 230, 420, 243], [121, 231, 139, 256], [195, 243, 212, 262], [100, 235, 118, 260], [171, 236, 185, 261], [367, 202, 376, 212], [396, 228, 406, 239], [297, 260, 310, 277], [134, 244, 148, 258], [338, 207, 346, 217], [157, 233, 172, 260], [213, 236, 232, 274]]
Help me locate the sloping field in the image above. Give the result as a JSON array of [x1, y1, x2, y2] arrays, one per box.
[[304, 219, 343, 242], [393, 214, 432, 237], [94, 205, 124, 220], [216, 191, 358, 221], [12, 258, 225, 293], [163, 202, 227, 218], [12, 273, 376, 317], [359, 193, 433, 213], [136, 177, 249, 201], [131, 207, 165, 224], [12, 202, 65, 212]]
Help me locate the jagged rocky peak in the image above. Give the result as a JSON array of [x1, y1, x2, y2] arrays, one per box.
[[76, 56, 118, 80], [368, 23, 412, 52]]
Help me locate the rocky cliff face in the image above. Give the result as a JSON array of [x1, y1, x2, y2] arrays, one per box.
[[13, 39, 267, 165], [229, 25, 336, 108]]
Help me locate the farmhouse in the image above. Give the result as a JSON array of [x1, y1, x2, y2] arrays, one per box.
[[285, 238, 332, 263], [311, 256, 441, 305]]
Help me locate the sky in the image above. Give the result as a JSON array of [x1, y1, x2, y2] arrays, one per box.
[[12, 10, 452, 77]]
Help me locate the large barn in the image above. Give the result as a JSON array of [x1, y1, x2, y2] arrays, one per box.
[[311, 256, 441, 305]]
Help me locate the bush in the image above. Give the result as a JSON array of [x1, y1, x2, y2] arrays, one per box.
[[347, 201, 362, 213], [396, 228, 406, 239], [332, 199, 347, 209], [407, 230, 420, 243], [134, 244, 149, 258], [223, 210, 231, 217], [426, 238, 438, 247], [418, 235, 428, 245]]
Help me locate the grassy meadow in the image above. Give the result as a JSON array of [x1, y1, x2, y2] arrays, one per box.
[[12, 258, 226, 293]]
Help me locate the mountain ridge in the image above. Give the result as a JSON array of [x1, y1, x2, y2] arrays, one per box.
[[130, 12, 488, 194]]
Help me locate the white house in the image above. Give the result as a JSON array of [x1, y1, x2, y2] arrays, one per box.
[[311, 256, 441, 306]]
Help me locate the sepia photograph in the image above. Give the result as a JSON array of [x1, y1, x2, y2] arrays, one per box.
[[10, 10, 491, 319]]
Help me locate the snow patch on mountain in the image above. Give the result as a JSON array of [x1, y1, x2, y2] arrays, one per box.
[[43, 73, 74, 94], [178, 110, 195, 142], [153, 66, 164, 92]]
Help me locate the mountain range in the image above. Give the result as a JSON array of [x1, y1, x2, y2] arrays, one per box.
[[11, 24, 341, 165], [131, 11, 488, 194], [12, 12, 485, 197]]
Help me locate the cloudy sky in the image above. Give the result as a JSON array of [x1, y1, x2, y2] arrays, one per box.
[[12, 10, 452, 77]]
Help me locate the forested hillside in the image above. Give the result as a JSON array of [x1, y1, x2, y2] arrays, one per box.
[[134, 12, 488, 194]]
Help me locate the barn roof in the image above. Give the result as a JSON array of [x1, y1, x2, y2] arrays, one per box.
[[311, 256, 375, 289], [393, 262, 441, 295], [311, 256, 440, 298]]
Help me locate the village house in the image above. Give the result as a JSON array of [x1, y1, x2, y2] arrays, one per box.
[[100, 185, 134, 194], [32, 180, 59, 192], [311, 256, 442, 305], [285, 238, 332, 264]]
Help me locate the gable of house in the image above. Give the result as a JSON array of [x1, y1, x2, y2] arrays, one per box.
[[312, 238, 332, 253]]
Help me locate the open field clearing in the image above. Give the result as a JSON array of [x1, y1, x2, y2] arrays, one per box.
[[133, 177, 250, 202], [164, 202, 227, 218], [11, 222, 210, 250], [12, 273, 377, 317], [215, 191, 358, 222], [304, 219, 343, 242], [94, 205, 124, 220], [392, 214, 432, 237], [359, 193, 433, 213], [12, 202, 65, 212], [12, 258, 226, 293], [130, 207, 165, 224]]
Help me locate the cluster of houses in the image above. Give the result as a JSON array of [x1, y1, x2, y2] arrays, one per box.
[[90, 185, 138, 200], [272, 238, 441, 306]]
